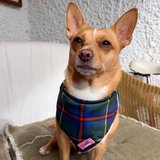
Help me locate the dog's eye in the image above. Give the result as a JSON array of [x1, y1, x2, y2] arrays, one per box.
[[73, 37, 83, 44], [101, 40, 111, 46]]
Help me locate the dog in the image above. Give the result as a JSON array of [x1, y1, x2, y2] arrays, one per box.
[[39, 2, 138, 160]]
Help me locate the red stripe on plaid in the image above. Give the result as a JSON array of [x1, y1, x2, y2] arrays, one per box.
[[57, 104, 118, 121], [78, 102, 85, 153]]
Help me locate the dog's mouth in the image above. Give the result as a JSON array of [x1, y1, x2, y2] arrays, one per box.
[[77, 65, 95, 70], [76, 65, 96, 75]]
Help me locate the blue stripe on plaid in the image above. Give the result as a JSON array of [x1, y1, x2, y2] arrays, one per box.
[[56, 107, 119, 129], [57, 107, 117, 128], [107, 113, 117, 124], [108, 104, 119, 113], [58, 103, 118, 119], [84, 119, 105, 127]]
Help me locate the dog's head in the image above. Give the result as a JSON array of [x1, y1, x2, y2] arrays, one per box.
[[66, 2, 138, 78]]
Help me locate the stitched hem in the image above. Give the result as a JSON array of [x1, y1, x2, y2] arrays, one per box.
[[5, 124, 24, 160], [19, 135, 53, 149], [120, 114, 160, 132], [0, 132, 11, 160]]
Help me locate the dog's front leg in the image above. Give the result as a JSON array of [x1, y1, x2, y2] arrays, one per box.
[[91, 142, 107, 160], [57, 122, 71, 160], [91, 112, 119, 160], [39, 128, 57, 155]]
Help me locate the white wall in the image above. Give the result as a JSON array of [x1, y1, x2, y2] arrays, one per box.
[[1, 0, 160, 87], [0, 0, 30, 41]]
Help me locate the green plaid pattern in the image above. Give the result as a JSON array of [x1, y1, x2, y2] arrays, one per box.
[[56, 82, 120, 154]]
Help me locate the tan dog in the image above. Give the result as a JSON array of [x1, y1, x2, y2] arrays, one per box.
[[39, 2, 138, 160]]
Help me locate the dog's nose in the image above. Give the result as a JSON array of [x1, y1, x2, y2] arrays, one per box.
[[78, 49, 93, 62]]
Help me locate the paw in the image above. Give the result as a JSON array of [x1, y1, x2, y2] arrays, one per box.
[[39, 146, 50, 155]]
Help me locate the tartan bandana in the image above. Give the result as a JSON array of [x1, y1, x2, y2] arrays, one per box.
[[56, 82, 120, 154]]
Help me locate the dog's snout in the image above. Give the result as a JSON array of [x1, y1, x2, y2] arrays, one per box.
[[78, 49, 93, 62]]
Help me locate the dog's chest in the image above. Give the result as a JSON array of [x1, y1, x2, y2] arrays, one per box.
[[71, 80, 108, 100]]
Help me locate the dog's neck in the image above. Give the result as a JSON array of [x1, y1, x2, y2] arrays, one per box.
[[64, 64, 121, 100], [70, 80, 108, 100]]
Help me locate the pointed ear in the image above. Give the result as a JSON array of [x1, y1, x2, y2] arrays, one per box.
[[66, 2, 87, 40], [112, 8, 138, 48]]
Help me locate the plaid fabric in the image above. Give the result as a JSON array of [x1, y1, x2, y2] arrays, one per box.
[[56, 82, 120, 154]]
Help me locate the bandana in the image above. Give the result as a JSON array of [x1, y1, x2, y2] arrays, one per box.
[[56, 82, 120, 154]]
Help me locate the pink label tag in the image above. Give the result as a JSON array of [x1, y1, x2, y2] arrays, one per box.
[[77, 138, 95, 150]]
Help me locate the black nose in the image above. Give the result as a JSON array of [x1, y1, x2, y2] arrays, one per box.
[[78, 49, 93, 62]]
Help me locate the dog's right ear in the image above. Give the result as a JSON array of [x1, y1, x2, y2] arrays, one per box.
[[66, 2, 87, 40], [112, 8, 138, 48]]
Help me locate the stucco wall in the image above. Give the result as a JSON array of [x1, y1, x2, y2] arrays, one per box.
[[0, 0, 30, 41]]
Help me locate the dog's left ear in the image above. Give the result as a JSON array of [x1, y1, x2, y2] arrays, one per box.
[[112, 8, 138, 48], [66, 2, 87, 40]]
